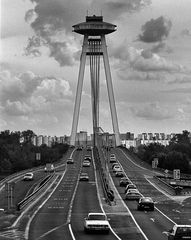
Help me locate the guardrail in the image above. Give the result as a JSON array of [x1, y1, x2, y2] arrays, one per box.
[[17, 174, 55, 211], [93, 147, 114, 205]]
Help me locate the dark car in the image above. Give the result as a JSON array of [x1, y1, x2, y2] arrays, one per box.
[[119, 177, 131, 187], [77, 146, 83, 150], [167, 225, 191, 239], [137, 197, 154, 211]]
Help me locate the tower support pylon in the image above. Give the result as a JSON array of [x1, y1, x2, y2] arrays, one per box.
[[70, 15, 121, 146]]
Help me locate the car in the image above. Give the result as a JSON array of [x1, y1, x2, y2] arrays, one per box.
[[84, 155, 91, 161], [84, 213, 110, 234], [83, 160, 90, 167], [111, 163, 119, 169], [79, 173, 89, 181], [137, 197, 155, 211], [86, 146, 92, 151], [125, 183, 137, 193], [77, 146, 83, 150], [113, 165, 121, 173], [44, 163, 55, 172], [23, 172, 34, 181], [115, 171, 124, 177], [119, 177, 131, 187], [110, 154, 116, 163], [125, 189, 142, 200], [167, 224, 191, 239], [67, 158, 74, 164]]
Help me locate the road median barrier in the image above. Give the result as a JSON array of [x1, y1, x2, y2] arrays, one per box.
[[93, 147, 115, 205]]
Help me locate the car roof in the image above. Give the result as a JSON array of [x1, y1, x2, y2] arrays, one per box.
[[88, 212, 105, 216], [175, 225, 191, 227]]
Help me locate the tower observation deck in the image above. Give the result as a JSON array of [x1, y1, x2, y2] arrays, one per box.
[[70, 15, 121, 146], [73, 15, 116, 35]]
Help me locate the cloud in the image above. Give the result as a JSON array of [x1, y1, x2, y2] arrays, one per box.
[[25, 9, 36, 23], [139, 16, 172, 43], [114, 45, 185, 75], [168, 76, 191, 85], [103, 0, 151, 15], [25, 0, 151, 66], [0, 70, 72, 117], [131, 102, 173, 120], [181, 29, 191, 37], [117, 69, 164, 81]]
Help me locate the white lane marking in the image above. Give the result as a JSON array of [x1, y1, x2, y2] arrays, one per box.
[[119, 148, 177, 226], [145, 177, 176, 225], [118, 148, 148, 171], [68, 224, 76, 240], [35, 224, 67, 240], [107, 168, 149, 240], [66, 149, 84, 240], [24, 171, 67, 239]]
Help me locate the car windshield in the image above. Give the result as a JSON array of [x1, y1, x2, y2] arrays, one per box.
[[142, 198, 153, 202], [88, 214, 106, 220], [176, 227, 191, 234], [25, 173, 32, 176]]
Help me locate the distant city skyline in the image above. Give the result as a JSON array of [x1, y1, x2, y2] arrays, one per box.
[[1, 0, 191, 136]]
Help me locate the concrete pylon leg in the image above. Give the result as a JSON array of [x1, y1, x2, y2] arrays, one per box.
[[70, 35, 88, 146], [101, 35, 121, 146]]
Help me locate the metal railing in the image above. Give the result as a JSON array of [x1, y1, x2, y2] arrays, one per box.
[[17, 174, 55, 211]]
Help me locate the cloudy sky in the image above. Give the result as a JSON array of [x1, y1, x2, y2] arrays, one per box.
[[1, 0, 191, 137]]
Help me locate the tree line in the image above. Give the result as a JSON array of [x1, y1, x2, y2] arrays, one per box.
[[131, 130, 191, 174], [0, 130, 69, 175]]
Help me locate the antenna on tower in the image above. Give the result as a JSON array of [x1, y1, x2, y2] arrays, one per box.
[[86, 10, 89, 16]]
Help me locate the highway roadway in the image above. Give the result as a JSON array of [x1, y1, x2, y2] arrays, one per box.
[[27, 148, 120, 240], [1, 146, 191, 240], [109, 147, 191, 240], [70, 150, 119, 240], [28, 150, 83, 240]]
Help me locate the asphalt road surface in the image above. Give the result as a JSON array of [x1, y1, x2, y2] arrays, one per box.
[[28, 150, 83, 240]]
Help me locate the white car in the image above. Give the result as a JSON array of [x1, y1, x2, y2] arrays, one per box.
[[125, 189, 142, 200], [110, 154, 116, 163], [113, 165, 121, 173], [79, 172, 89, 181], [83, 160, 90, 167], [84, 155, 91, 161], [67, 158, 74, 164], [23, 172, 34, 181], [167, 224, 191, 240], [84, 213, 110, 233]]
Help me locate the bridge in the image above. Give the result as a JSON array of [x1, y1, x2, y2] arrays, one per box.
[[0, 15, 191, 240]]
